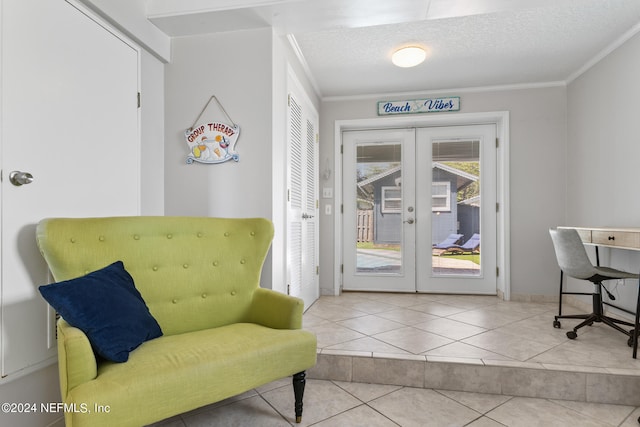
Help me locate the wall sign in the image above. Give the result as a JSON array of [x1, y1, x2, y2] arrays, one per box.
[[185, 95, 240, 164], [185, 122, 240, 164], [378, 96, 460, 116]]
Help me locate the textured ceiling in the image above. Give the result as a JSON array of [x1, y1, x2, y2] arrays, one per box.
[[148, 0, 640, 99]]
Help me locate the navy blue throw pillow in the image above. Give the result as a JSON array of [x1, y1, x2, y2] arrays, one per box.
[[39, 261, 162, 363]]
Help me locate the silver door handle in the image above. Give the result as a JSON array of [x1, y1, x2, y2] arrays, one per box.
[[302, 213, 315, 219], [404, 218, 415, 224], [9, 171, 34, 186]]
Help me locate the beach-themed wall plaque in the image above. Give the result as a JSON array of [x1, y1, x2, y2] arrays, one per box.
[[377, 96, 460, 116], [185, 95, 240, 164]]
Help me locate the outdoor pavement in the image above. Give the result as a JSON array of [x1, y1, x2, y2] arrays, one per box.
[[357, 249, 480, 275]]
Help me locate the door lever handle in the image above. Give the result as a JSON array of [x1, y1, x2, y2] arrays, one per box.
[[9, 171, 34, 186], [403, 218, 415, 224], [302, 213, 315, 220]]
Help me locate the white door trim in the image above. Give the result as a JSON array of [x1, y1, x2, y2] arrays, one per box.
[[334, 111, 511, 300]]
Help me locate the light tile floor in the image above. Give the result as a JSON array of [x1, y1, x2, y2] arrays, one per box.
[[305, 292, 640, 372], [150, 293, 640, 426]]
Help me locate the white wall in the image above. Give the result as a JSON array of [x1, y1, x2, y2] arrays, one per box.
[[0, 364, 62, 427], [78, 0, 170, 61], [164, 28, 319, 292], [319, 86, 567, 300], [271, 35, 288, 295], [164, 29, 273, 219], [140, 49, 166, 215], [164, 28, 275, 286], [566, 31, 640, 313]]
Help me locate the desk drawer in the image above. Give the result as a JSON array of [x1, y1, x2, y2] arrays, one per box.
[[574, 229, 592, 243], [592, 230, 640, 249]]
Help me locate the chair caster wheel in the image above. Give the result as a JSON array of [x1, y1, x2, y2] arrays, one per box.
[[553, 320, 561, 328], [566, 331, 577, 339]]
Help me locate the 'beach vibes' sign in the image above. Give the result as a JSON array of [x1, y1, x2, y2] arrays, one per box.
[[185, 122, 240, 164], [378, 97, 460, 116]]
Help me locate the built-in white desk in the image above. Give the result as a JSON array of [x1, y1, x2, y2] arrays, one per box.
[[558, 226, 640, 358], [568, 226, 640, 252]]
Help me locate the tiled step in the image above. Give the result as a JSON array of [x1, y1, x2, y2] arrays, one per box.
[[308, 351, 640, 406]]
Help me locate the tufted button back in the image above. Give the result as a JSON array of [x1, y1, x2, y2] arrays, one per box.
[[36, 216, 274, 336]]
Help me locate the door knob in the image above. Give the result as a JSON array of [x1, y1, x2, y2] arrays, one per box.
[[9, 171, 34, 186]]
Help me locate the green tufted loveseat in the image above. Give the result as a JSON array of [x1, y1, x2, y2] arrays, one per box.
[[36, 216, 317, 427]]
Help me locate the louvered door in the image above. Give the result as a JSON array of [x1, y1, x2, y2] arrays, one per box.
[[287, 78, 319, 309]]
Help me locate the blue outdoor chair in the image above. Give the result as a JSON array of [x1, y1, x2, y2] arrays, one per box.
[[432, 234, 464, 255], [442, 233, 480, 255]]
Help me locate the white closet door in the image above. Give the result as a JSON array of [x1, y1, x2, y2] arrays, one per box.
[[302, 106, 319, 306], [287, 75, 319, 310], [288, 94, 305, 300], [1, 0, 140, 376]]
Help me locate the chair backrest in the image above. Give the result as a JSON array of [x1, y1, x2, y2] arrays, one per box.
[[548, 228, 596, 280], [36, 216, 274, 336], [463, 233, 480, 249], [434, 234, 463, 248]]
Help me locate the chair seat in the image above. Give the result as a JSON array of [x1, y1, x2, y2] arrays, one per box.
[[591, 266, 639, 281], [432, 234, 463, 249]]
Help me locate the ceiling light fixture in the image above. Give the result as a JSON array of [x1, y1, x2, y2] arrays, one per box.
[[392, 46, 426, 68]]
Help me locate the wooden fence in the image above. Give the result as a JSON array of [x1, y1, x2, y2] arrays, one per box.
[[357, 210, 374, 242]]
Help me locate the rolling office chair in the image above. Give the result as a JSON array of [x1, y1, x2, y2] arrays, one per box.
[[549, 228, 639, 343]]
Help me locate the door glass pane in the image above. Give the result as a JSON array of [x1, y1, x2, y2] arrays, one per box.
[[355, 143, 402, 274], [431, 139, 481, 276]]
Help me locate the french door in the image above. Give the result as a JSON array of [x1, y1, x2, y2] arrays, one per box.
[[342, 125, 497, 294], [343, 129, 416, 291]]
